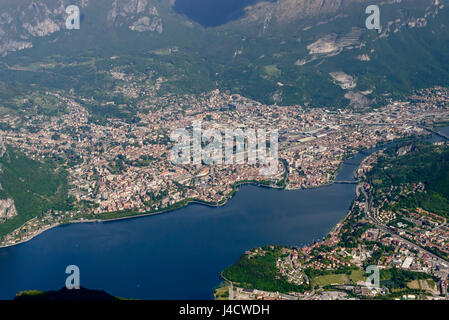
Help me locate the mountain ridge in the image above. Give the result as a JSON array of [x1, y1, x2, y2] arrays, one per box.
[[0, 0, 447, 108]]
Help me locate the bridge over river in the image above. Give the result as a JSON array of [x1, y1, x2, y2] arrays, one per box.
[[334, 180, 358, 185]]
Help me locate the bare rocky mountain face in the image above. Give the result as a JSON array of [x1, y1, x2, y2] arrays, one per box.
[[0, 0, 440, 56], [237, 0, 439, 33], [0, 0, 446, 108], [0, 141, 17, 223], [107, 0, 163, 33], [220, 0, 442, 107], [0, 0, 371, 56], [0, 0, 164, 56], [240, 0, 366, 26], [0, 0, 85, 56], [0, 198, 18, 222]]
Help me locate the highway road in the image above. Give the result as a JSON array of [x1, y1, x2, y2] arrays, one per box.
[[358, 183, 449, 268]]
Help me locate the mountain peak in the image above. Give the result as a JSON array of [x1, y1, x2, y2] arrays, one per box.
[[0, 0, 166, 56]]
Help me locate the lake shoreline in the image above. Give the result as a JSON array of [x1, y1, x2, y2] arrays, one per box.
[[2, 129, 447, 300], [0, 132, 437, 250], [0, 180, 286, 249]]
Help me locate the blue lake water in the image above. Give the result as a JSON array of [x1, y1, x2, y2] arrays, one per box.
[[0, 183, 355, 300], [0, 127, 447, 300], [173, 0, 275, 27]]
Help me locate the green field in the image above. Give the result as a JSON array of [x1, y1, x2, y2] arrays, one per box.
[[313, 270, 365, 287]]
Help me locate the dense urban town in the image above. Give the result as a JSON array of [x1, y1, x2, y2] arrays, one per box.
[[220, 108, 449, 300], [225, 175, 449, 300], [0, 79, 449, 301], [1, 84, 449, 249], [1, 82, 449, 302]]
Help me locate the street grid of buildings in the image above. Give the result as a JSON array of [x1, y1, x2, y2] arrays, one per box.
[[0, 86, 449, 261]]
